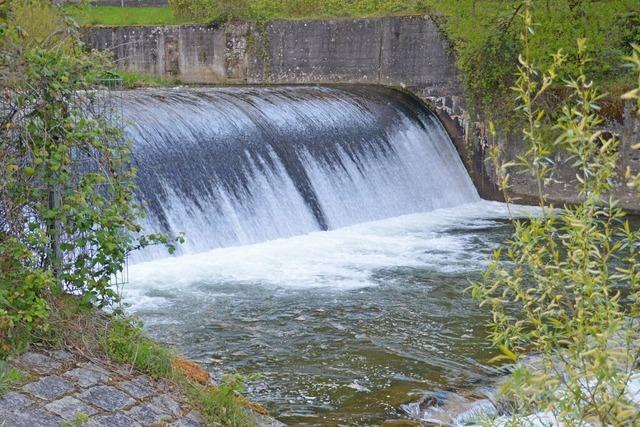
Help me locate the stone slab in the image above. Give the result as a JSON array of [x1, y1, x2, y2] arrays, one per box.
[[45, 395, 98, 420], [0, 407, 65, 427], [0, 392, 33, 411], [13, 352, 62, 375], [64, 367, 110, 388], [117, 380, 153, 399], [87, 413, 142, 427], [23, 375, 75, 400], [77, 385, 135, 412], [151, 394, 181, 416], [126, 403, 172, 424]]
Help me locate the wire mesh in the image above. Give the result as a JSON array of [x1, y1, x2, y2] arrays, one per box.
[[63, 77, 129, 290]]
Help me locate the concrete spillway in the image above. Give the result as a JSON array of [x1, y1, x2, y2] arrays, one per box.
[[122, 85, 479, 261]]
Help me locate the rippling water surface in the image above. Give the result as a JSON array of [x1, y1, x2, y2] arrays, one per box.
[[125, 201, 528, 425]]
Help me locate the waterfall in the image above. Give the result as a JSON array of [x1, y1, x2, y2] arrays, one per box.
[[122, 85, 479, 262]]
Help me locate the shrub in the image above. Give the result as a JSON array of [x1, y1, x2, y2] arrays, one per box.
[[470, 2, 640, 424], [0, 0, 174, 356]]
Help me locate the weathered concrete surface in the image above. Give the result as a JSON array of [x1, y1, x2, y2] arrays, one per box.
[[84, 17, 479, 194], [84, 17, 463, 104], [84, 18, 640, 208]]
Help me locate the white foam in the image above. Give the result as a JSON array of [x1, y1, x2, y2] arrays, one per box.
[[124, 201, 537, 310]]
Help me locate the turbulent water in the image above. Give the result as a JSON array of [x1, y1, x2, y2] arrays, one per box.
[[122, 85, 479, 261], [120, 85, 515, 424], [125, 202, 528, 425]]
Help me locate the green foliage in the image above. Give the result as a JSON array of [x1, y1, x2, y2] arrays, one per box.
[[116, 70, 182, 88], [183, 374, 257, 427], [169, 0, 430, 23], [429, 0, 639, 127], [0, 361, 23, 395], [105, 318, 173, 378], [0, 0, 174, 356], [470, 2, 640, 424], [0, 238, 51, 357]]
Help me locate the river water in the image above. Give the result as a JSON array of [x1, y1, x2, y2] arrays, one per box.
[[124, 201, 528, 425]]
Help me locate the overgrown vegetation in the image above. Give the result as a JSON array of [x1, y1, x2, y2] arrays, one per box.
[[116, 70, 183, 88], [168, 0, 430, 22], [0, 0, 178, 356], [429, 0, 638, 128], [470, 1, 640, 424]]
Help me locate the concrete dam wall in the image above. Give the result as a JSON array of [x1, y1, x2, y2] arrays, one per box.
[[84, 17, 640, 209], [84, 17, 464, 116]]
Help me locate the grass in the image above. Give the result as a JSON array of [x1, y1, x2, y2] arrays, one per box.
[[64, 5, 192, 26], [0, 362, 23, 395]]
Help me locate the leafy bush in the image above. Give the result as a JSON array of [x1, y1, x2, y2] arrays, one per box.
[[0, 239, 52, 357], [470, 2, 640, 424], [0, 0, 173, 356]]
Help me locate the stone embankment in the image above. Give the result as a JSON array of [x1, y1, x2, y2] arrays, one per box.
[[2, 348, 204, 426]]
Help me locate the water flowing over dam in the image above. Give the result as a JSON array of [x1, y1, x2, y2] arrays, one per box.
[[122, 85, 479, 261]]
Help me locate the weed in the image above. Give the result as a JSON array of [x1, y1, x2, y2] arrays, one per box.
[[0, 362, 23, 395], [105, 318, 173, 379]]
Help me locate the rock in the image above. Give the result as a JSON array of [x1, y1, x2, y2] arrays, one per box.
[[23, 375, 75, 400], [0, 392, 33, 411], [77, 385, 135, 412], [77, 362, 111, 376], [49, 350, 76, 363], [117, 380, 154, 399], [64, 367, 110, 388], [13, 352, 62, 375], [87, 413, 142, 427], [45, 395, 98, 420], [255, 413, 287, 427], [401, 390, 496, 425], [168, 411, 207, 427], [151, 394, 182, 417], [125, 403, 172, 424], [0, 407, 65, 427], [131, 374, 153, 387]]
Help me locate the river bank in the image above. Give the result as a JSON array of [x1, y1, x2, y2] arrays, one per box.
[[0, 295, 281, 427]]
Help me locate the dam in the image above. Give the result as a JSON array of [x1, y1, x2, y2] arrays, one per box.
[[124, 85, 479, 261], [122, 84, 522, 423]]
